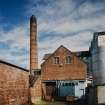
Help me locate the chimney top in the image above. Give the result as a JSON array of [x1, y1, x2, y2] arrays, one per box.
[[30, 15, 36, 23]]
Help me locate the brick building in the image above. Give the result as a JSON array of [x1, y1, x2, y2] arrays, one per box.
[[0, 15, 89, 104], [41, 45, 87, 101]]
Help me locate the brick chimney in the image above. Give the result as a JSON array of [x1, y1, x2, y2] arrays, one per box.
[[30, 15, 38, 74]]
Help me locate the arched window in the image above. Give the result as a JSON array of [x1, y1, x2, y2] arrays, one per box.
[[65, 56, 71, 64]]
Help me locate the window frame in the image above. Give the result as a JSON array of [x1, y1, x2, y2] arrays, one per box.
[[53, 56, 60, 64], [65, 55, 72, 64]]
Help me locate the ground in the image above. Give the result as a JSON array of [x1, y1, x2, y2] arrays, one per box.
[[33, 101, 66, 105], [33, 100, 87, 105]]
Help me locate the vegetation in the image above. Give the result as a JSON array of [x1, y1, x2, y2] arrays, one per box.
[[32, 100, 48, 105]]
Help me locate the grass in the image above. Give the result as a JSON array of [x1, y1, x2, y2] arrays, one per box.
[[32, 100, 48, 105]]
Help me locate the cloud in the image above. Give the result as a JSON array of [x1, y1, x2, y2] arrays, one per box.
[[54, 15, 105, 33], [36, 0, 105, 66], [0, 24, 30, 69], [38, 31, 93, 62]]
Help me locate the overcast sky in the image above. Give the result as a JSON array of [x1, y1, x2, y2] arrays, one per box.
[[0, 0, 105, 69]]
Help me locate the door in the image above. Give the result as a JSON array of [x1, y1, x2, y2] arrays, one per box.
[[59, 82, 75, 97]]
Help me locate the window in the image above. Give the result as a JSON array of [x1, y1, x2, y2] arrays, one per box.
[[62, 82, 75, 86], [79, 80, 84, 83], [75, 82, 78, 85], [53, 57, 60, 64], [65, 56, 71, 64]]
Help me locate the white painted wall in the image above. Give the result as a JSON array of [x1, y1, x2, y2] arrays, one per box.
[[75, 81, 87, 98], [97, 85, 105, 104]]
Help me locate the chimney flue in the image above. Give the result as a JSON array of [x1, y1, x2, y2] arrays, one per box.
[[30, 15, 38, 74]]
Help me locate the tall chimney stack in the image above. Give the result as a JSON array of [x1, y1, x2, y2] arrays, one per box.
[[30, 15, 38, 74]]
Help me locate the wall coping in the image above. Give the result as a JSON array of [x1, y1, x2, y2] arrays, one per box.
[[0, 60, 29, 72]]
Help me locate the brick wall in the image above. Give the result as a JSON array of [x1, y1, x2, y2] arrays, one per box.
[[0, 62, 30, 105], [41, 46, 87, 81], [30, 76, 42, 103]]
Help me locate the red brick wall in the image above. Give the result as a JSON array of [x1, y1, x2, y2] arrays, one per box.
[[30, 76, 42, 103], [0, 63, 29, 105], [41, 46, 87, 81]]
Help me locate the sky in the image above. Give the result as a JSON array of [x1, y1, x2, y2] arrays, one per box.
[[0, 0, 105, 69]]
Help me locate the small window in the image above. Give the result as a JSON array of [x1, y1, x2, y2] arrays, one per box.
[[71, 83, 74, 86], [53, 57, 60, 64], [79, 81, 84, 83], [65, 83, 68, 86], [69, 83, 71, 86], [75, 82, 78, 85], [62, 83, 65, 86], [65, 56, 71, 64]]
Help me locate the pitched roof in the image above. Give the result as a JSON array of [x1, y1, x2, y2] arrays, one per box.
[[74, 51, 91, 57], [43, 45, 71, 60], [42, 45, 87, 65], [43, 53, 52, 60]]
